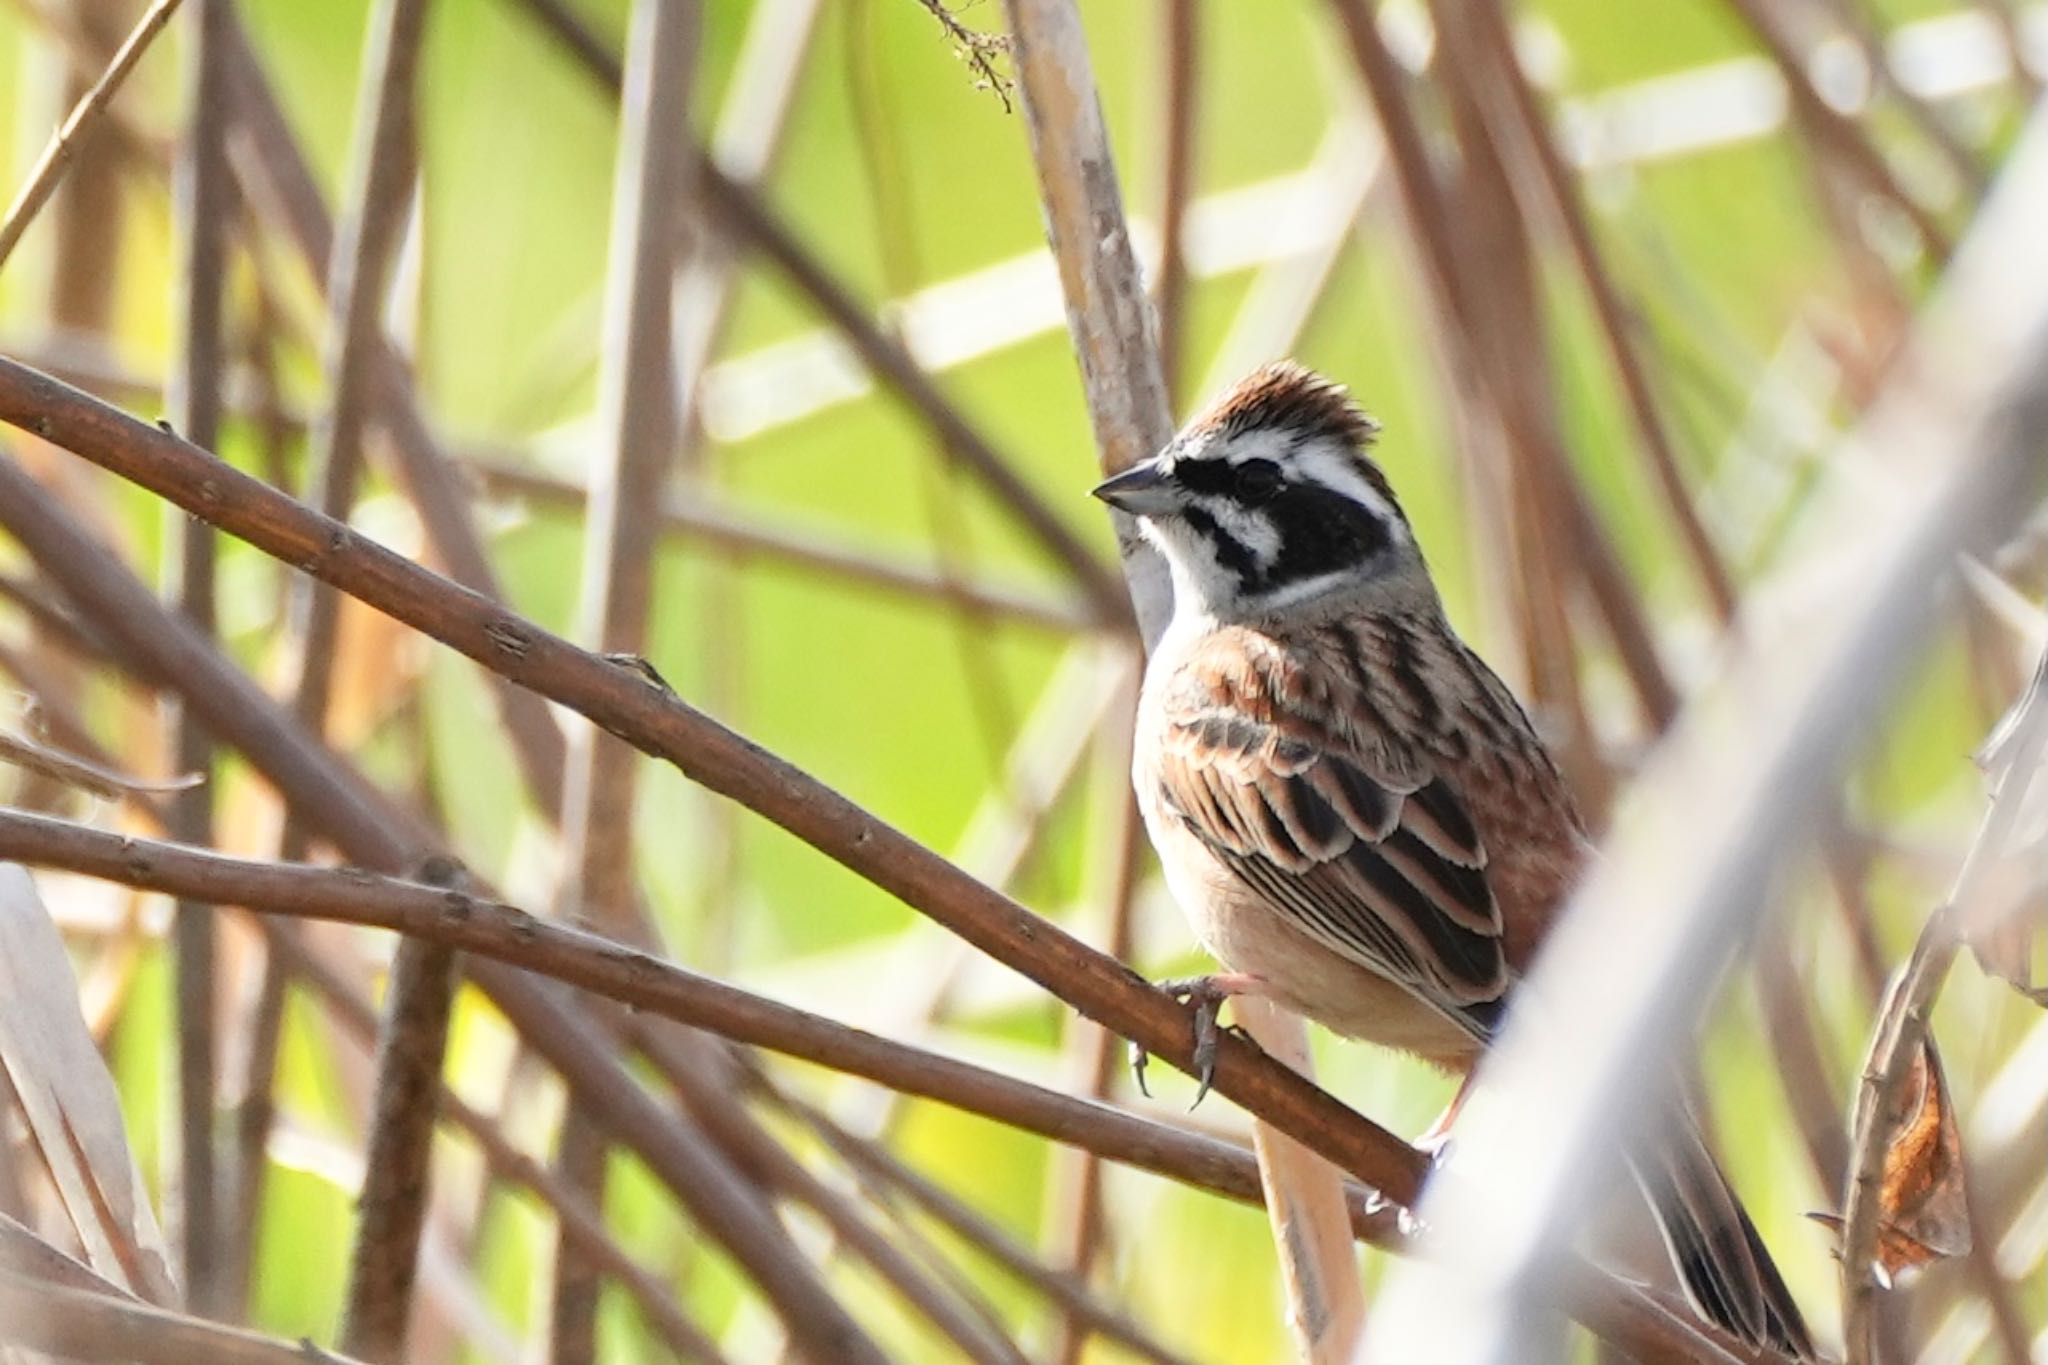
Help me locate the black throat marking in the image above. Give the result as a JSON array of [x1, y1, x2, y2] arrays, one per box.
[[1176, 476, 1393, 596]]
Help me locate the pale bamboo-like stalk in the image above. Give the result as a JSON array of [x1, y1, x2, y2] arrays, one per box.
[[549, 0, 695, 1354], [999, 0, 1366, 1358], [1361, 98, 2048, 1365]]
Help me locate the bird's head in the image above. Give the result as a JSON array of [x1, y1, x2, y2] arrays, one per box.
[[1092, 362, 1429, 622]]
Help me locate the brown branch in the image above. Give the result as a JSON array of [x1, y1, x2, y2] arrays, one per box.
[[767, 1080, 1194, 1365], [0, 0, 185, 271], [1328, 0, 1677, 736], [0, 359, 1431, 1210], [261, 926, 733, 1365], [164, 0, 234, 1316], [0, 802, 1393, 1233], [288, 0, 427, 761], [295, 5, 442, 1357], [0, 437, 883, 1365], [0, 798, 1765, 1359], [339, 870, 458, 1363], [1453, 0, 1738, 624]]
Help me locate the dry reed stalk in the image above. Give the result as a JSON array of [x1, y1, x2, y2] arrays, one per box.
[[999, 0, 1365, 1358]]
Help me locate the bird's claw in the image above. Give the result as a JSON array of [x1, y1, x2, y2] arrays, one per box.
[[1416, 1131, 1457, 1169], [1158, 974, 1242, 1109]]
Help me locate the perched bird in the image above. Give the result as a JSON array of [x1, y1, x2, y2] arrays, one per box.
[[1094, 361, 1813, 1360]]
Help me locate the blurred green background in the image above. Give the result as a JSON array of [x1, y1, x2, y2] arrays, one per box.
[[1, 0, 2042, 1360]]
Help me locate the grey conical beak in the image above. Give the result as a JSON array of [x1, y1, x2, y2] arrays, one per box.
[[1090, 459, 1178, 517]]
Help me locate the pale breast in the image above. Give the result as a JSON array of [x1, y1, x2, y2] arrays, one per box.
[[1132, 607, 1588, 1067]]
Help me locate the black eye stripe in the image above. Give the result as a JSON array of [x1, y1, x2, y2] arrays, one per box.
[[1169, 456, 1285, 506], [1265, 485, 1390, 584], [1170, 458, 1235, 497]]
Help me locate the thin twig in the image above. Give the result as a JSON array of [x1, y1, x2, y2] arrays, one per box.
[[0, 0, 185, 271], [1329, 0, 1677, 738], [339, 867, 458, 1363], [1044, 687, 1146, 1365], [164, 0, 234, 1317], [0, 433, 884, 1365], [299, 5, 442, 1357], [1455, 0, 1739, 624], [1840, 644, 2048, 1364], [910, 0, 1013, 110]]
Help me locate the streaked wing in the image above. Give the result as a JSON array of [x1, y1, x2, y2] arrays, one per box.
[[1153, 632, 1507, 1020]]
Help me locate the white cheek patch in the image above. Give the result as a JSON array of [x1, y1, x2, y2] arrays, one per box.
[[1201, 497, 1280, 566]]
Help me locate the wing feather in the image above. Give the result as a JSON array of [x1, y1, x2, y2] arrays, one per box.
[[1154, 629, 1508, 1012]]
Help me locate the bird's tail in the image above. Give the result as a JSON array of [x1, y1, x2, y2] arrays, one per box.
[[1630, 1113, 1815, 1361]]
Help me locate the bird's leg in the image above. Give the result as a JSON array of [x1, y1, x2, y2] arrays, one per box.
[[1128, 972, 1266, 1107], [1416, 1069, 1479, 1163]]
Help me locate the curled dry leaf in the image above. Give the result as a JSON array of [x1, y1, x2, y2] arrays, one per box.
[[0, 865, 176, 1304], [1812, 1035, 1971, 1286], [1966, 641, 2048, 1004]]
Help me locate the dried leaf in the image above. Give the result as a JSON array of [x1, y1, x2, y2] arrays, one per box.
[[1812, 1036, 1971, 1285], [0, 865, 176, 1304]]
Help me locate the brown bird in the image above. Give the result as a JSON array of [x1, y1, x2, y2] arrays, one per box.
[[1094, 361, 1813, 1360]]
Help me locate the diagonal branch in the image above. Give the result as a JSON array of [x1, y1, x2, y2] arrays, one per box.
[[0, 358, 1431, 1209], [0, 436, 883, 1365]]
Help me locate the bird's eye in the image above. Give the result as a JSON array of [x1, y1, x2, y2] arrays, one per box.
[[1233, 460, 1282, 504]]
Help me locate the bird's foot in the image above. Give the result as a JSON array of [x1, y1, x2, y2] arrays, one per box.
[[1414, 1069, 1478, 1168], [1129, 972, 1264, 1107], [1414, 1130, 1456, 1169]]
